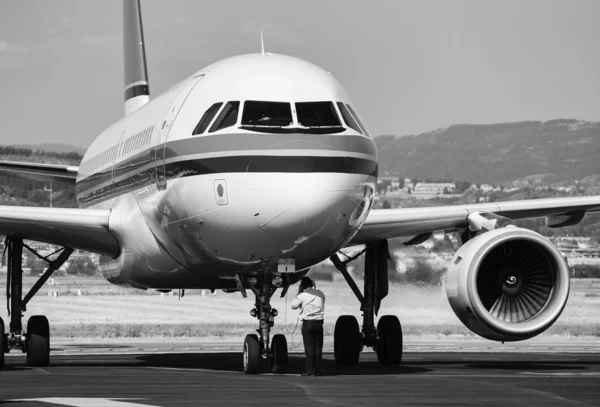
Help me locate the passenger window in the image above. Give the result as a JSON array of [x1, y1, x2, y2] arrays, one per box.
[[209, 101, 240, 132], [346, 104, 369, 136], [336, 102, 362, 134], [241, 101, 292, 127], [193, 102, 223, 135], [296, 102, 342, 128]]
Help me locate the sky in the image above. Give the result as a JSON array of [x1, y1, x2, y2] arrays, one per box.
[[1, 0, 599, 148]]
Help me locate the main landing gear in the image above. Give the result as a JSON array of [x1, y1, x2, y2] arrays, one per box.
[[330, 240, 403, 366], [1, 237, 73, 368], [241, 275, 289, 374]]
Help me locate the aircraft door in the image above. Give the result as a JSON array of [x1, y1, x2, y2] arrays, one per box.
[[155, 74, 205, 190]]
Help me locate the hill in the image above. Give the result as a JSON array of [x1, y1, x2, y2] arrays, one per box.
[[376, 119, 600, 184]]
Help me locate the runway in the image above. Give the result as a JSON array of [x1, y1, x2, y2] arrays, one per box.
[[1, 340, 600, 406]]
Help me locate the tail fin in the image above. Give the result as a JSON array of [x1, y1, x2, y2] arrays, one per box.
[[123, 0, 150, 115]]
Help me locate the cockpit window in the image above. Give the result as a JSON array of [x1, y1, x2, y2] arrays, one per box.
[[296, 102, 342, 128], [345, 104, 369, 136], [336, 102, 362, 134], [241, 101, 293, 127], [193, 102, 223, 135], [209, 101, 240, 133]]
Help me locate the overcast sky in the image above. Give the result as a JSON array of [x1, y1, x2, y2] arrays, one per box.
[[1, 0, 599, 148]]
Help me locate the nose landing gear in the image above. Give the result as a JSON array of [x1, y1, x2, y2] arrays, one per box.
[[243, 277, 289, 374]]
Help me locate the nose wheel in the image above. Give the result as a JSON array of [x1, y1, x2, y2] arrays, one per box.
[[243, 334, 261, 374], [242, 276, 289, 374], [271, 333, 288, 373]]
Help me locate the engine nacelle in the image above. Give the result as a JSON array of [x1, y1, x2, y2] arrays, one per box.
[[445, 227, 570, 341]]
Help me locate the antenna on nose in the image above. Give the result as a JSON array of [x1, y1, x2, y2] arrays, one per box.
[[260, 30, 265, 55]]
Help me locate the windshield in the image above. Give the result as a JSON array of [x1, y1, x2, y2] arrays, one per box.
[[296, 102, 342, 128], [346, 104, 369, 136], [241, 101, 293, 127], [209, 101, 239, 133], [193, 102, 223, 135], [336, 102, 362, 134]]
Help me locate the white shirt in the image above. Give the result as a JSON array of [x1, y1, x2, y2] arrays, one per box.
[[291, 288, 325, 321]]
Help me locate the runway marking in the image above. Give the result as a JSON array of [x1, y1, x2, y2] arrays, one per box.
[[7, 350, 236, 357], [146, 366, 243, 374], [461, 357, 501, 360], [539, 358, 580, 361], [8, 398, 157, 407], [520, 372, 600, 377], [146, 366, 303, 377], [34, 368, 51, 375]]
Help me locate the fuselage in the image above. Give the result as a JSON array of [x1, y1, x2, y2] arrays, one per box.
[[75, 53, 378, 290]]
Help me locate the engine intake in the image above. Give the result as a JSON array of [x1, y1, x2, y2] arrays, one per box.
[[445, 227, 570, 341]]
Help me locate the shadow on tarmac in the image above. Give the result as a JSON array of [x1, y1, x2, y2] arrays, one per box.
[[138, 353, 432, 376], [2, 351, 595, 376]]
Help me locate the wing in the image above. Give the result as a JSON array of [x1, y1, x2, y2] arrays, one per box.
[[351, 196, 600, 245], [0, 205, 119, 257], [0, 160, 78, 182]]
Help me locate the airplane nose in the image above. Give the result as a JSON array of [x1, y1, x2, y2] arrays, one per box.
[[158, 172, 374, 272]]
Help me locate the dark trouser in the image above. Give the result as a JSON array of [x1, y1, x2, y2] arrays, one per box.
[[302, 319, 324, 375]]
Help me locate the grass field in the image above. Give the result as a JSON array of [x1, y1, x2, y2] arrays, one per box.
[[1, 277, 599, 339]]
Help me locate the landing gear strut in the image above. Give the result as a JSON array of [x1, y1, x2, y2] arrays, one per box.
[[1, 237, 73, 368], [330, 240, 403, 366], [243, 276, 288, 374]]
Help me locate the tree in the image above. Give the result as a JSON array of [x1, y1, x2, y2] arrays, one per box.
[[66, 256, 98, 276], [454, 181, 472, 194], [382, 200, 392, 209], [28, 259, 46, 276]]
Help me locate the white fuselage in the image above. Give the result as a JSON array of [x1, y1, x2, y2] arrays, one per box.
[[75, 53, 378, 290]]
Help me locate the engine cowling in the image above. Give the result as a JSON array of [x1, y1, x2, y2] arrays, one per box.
[[445, 227, 570, 341]]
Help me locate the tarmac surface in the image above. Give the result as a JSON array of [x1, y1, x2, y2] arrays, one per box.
[[1, 338, 600, 406]]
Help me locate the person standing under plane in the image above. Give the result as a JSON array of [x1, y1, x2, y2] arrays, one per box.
[[292, 277, 326, 376]]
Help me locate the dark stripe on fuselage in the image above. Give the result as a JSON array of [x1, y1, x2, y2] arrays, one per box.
[[124, 84, 150, 101], [164, 155, 378, 178], [76, 155, 377, 206]]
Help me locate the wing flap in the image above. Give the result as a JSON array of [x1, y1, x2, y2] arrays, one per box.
[[352, 196, 600, 245], [0, 161, 78, 181], [0, 206, 119, 257]]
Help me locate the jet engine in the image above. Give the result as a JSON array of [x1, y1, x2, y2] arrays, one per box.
[[445, 226, 570, 341]]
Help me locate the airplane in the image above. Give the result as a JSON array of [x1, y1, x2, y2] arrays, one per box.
[[1, 0, 599, 374]]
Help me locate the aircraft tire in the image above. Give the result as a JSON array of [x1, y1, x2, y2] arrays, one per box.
[[271, 334, 288, 373], [375, 315, 403, 366], [0, 317, 5, 368], [334, 315, 361, 365], [243, 334, 260, 374], [26, 315, 50, 367]]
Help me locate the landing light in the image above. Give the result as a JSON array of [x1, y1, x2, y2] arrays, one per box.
[[250, 308, 257, 317], [249, 277, 258, 286], [272, 276, 283, 287]]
